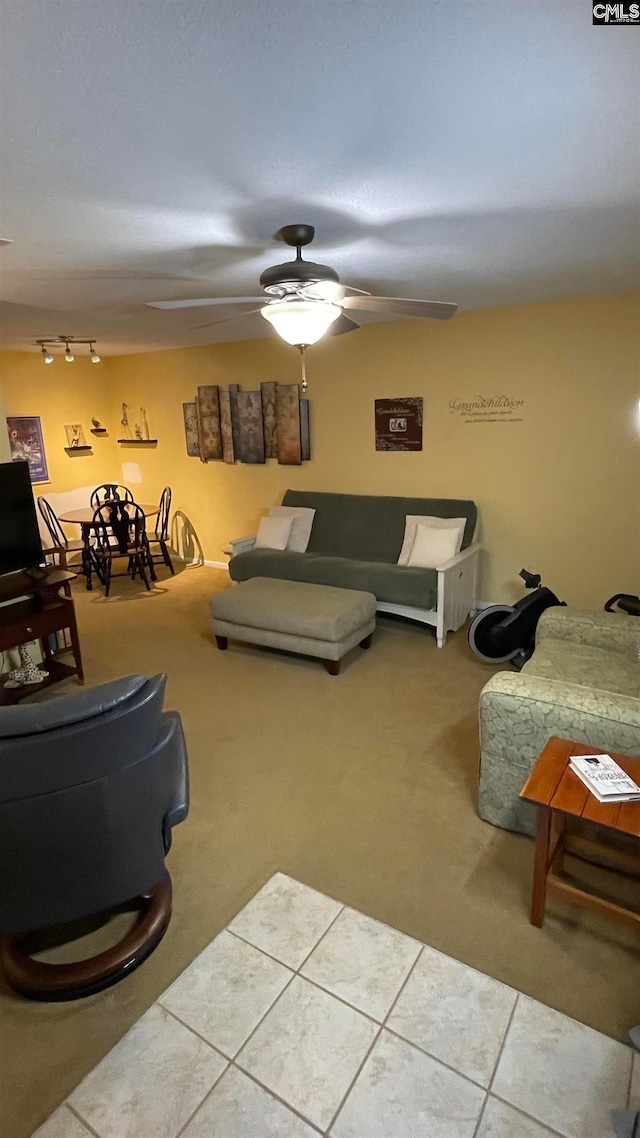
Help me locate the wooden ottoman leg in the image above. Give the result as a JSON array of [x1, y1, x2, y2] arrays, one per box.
[[531, 805, 552, 927], [215, 635, 228, 651], [359, 633, 373, 649], [324, 659, 340, 676]]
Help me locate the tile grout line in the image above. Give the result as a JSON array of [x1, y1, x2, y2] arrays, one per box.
[[322, 1025, 383, 1135], [228, 969, 300, 1061], [173, 1058, 230, 1138], [225, 925, 301, 969], [324, 943, 426, 1135], [382, 1024, 492, 1094], [295, 971, 384, 1027], [466, 992, 521, 1138], [225, 895, 345, 974], [486, 992, 519, 1096], [65, 1102, 103, 1138], [294, 902, 346, 973], [471, 1093, 489, 1138], [487, 1093, 568, 1138], [470, 992, 521, 1138], [229, 1061, 325, 1134], [157, 1001, 235, 1059]]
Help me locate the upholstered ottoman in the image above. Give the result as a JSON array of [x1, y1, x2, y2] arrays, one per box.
[[210, 577, 376, 674]]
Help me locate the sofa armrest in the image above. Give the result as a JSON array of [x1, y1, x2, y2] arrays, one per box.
[[434, 543, 481, 645], [536, 607, 639, 654], [480, 670, 640, 766], [230, 535, 256, 556], [478, 671, 640, 835], [435, 541, 482, 573]]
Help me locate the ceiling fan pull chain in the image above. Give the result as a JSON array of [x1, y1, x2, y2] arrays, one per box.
[[298, 344, 307, 391]]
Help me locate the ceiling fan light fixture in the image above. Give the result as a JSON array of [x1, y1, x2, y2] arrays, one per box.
[[261, 299, 341, 346]]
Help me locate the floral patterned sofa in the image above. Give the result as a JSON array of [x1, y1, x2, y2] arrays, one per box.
[[478, 608, 640, 835]]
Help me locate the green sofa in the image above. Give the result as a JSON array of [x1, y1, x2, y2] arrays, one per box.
[[479, 608, 640, 835], [229, 490, 481, 646]]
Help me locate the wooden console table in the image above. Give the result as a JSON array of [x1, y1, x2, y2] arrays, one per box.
[[0, 567, 84, 706], [520, 736, 640, 931]]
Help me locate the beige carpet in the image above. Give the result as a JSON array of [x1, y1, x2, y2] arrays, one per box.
[[2, 566, 639, 1138]]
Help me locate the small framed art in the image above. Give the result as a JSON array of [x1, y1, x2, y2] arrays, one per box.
[[6, 416, 49, 482]]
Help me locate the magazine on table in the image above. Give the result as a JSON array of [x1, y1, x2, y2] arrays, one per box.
[[569, 754, 640, 803]]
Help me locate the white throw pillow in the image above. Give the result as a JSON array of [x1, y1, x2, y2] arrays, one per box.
[[397, 515, 466, 566], [255, 514, 293, 550], [406, 524, 460, 569], [269, 505, 316, 553]]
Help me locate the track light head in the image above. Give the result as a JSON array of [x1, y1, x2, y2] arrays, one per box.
[[41, 345, 54, 364], [89, 343, 101, 363], [64, 342, 74, 362]]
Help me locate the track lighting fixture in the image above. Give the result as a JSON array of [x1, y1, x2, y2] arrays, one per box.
[[35, 335, 102, 363]]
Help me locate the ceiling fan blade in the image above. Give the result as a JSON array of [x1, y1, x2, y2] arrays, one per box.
[[300, 281, 372, 302], [191, 308, 264, 331], [146, 296, 265, 311], [342, 296, 457, 320], [328, 313, 361, 336]]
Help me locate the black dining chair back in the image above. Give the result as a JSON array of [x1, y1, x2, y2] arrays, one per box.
[[37, 497, 66, 547], [37, 497, 85, 571], [148, 486, 175, 575], [92, 502, 155, 596], [90, 484, 134, 508], [158, 487, 171, 541]]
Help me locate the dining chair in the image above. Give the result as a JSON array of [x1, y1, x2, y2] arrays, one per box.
[[91, 502, 157, 596], [37, 497, 85, 572], [90, 484, 134, 507], [147, 487, 175, 575]]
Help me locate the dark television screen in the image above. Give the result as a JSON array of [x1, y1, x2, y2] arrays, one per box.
[[0, 460, 44, 576]]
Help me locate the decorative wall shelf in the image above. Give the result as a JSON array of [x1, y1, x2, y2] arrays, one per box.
[[90, 428, 108, 436], [64, 446, 93, 454], [117, 439, 158, 445]]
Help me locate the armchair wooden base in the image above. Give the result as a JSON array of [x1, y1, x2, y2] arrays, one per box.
[[0, 877, 172, 1002]]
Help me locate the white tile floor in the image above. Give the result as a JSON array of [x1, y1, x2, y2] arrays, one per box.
[[33, 873, 638, 1138]]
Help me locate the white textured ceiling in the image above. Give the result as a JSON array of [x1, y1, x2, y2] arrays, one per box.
[[0, 0, 638, 356]]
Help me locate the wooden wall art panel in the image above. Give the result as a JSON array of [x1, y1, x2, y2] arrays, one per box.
[[184, 383, 309, 464], [276, 384, 302, 465], [300, 399, 310, 462], [261, 382, 278, 458], [182, 402, 199, 457], [236, 390, 265, 464], [196, 385, 222, 461], [218, 388, 235, 463]]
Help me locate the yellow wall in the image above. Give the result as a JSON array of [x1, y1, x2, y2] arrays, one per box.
[[2, 291, 639, 605], [0, 350, 117, 491]]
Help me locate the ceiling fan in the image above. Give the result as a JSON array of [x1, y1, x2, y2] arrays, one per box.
[[146, 224, 457, 350]]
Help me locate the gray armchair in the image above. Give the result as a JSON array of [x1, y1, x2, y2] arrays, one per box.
[[0, 674, 188, 1000]]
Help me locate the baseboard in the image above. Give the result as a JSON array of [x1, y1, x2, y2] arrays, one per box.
[[175, 557, 229, 571]]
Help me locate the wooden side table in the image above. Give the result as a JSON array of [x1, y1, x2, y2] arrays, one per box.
[[0, 568, 84, 706], [520, 736, 640, 930]]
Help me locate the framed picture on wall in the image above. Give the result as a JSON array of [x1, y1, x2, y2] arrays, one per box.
[[374, 397, 423, 451], [6, 416, 49, 482]]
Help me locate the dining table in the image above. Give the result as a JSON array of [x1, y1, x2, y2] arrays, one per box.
[[59, 503, 160, 590]]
